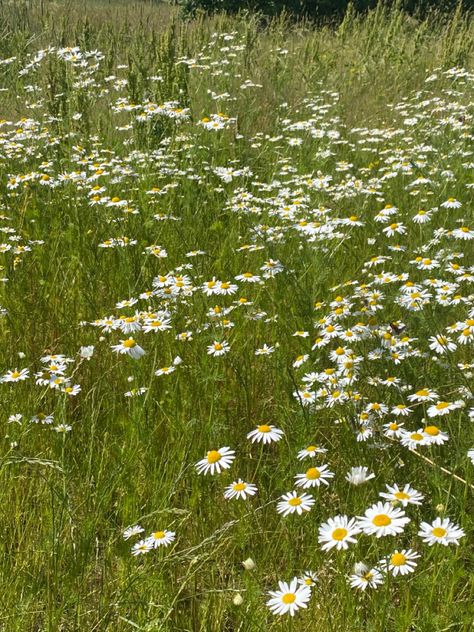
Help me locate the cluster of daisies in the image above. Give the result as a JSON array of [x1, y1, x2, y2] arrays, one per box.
[[1, 30, 472, 622], [123, 524, 176, 555]]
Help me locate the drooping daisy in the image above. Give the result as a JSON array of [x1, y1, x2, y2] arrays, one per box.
[[123, 524, 144, 540], [1, 368, 30, 382], [357, 502, 410, 537], [422, 425, 449, 445], [407, 388, 439, 403], [379, 483, 424, 507], [380, 549, 420, 576], [295, 465, 334, 488], [440, 197, 461, 209], [276, 491, 315, 516], [428, 335, 457, 354], [195, 447, 235, 475], [345, 466, 375, 486], [146, 529, 176, 548], [131, 539, 153, 556], [266, 578, 311, 616], [246, 424, 284, 444], [111, 338, 146, 359], [418, 518, 465, 546], [297, 444, 327, 460], [427, 401, 459, 417], [318, 515, 360, 551], [224, 479, 257, 500]]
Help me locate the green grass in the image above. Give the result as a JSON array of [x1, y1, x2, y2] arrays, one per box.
[[0, 1, 473, 630]]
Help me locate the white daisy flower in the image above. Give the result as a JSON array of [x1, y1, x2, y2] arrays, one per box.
[[297, 444, 327, 460], [379, 483, 424, 506], [357, 502, 410, 537], [131, 539, 152, 556], [123, 524, 144, 540], [349, 567, 384, 591], [295, 465, 334, 488], [224, 479, 257, 500], [380, 549, 420, 576], [418, 518, 465, 546], [246, 424, 284, 444], [318, 515, 360, 551], [266, 577, 311, 616], [111, 338, 146, 359], [146, 529, 176, 548], [276, 491, 315, 516], [207, 341, 230, 356], [345, 466, 375, 486], [195, 447, 235, 475]]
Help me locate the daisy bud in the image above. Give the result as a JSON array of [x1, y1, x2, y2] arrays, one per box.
[[242, 557, 255, 571], [18, 352, 25, 359], [232, 593, 244, 606], [435, 504, 445, 512]]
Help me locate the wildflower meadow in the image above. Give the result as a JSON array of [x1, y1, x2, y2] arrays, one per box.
[[0, 1, 473, 629]]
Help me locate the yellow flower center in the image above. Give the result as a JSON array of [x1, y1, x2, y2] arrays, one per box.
[[305, 468, 320, 480], [432, 527, 446, 538], [306, 445, 316, 452], [436, 402, 449, 410], [416, 389, 429, 397], [153, 531, 165, 540], [207, 450, 222, 464], [372, 514, 391, 527], [11, 371, 21, 379], [214, 343, 223, 351], [394, 491, 409, 500], [257, 424, 271, 433], [288, 497, 302, 507], [424, 425, 439, 436], [282, 593, 296, 604], [410, 432, 423, 441], [332, 528, 348, 541], [390, 553, 406, 566], [389, 423, 399, 431], [233, 483, 246, 491]]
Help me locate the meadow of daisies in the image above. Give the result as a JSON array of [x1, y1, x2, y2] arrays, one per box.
[[1, 1, 474, 630]]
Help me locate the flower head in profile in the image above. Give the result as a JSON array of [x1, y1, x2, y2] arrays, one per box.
[[266, 577, 311, 616], [111, 338, 145, 359], [297, 444, 327, 460], [246, 424, 284, 444], [345, 466, 375, 486], [379, 483, 424, 507], [195, 447, 235, 475]]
